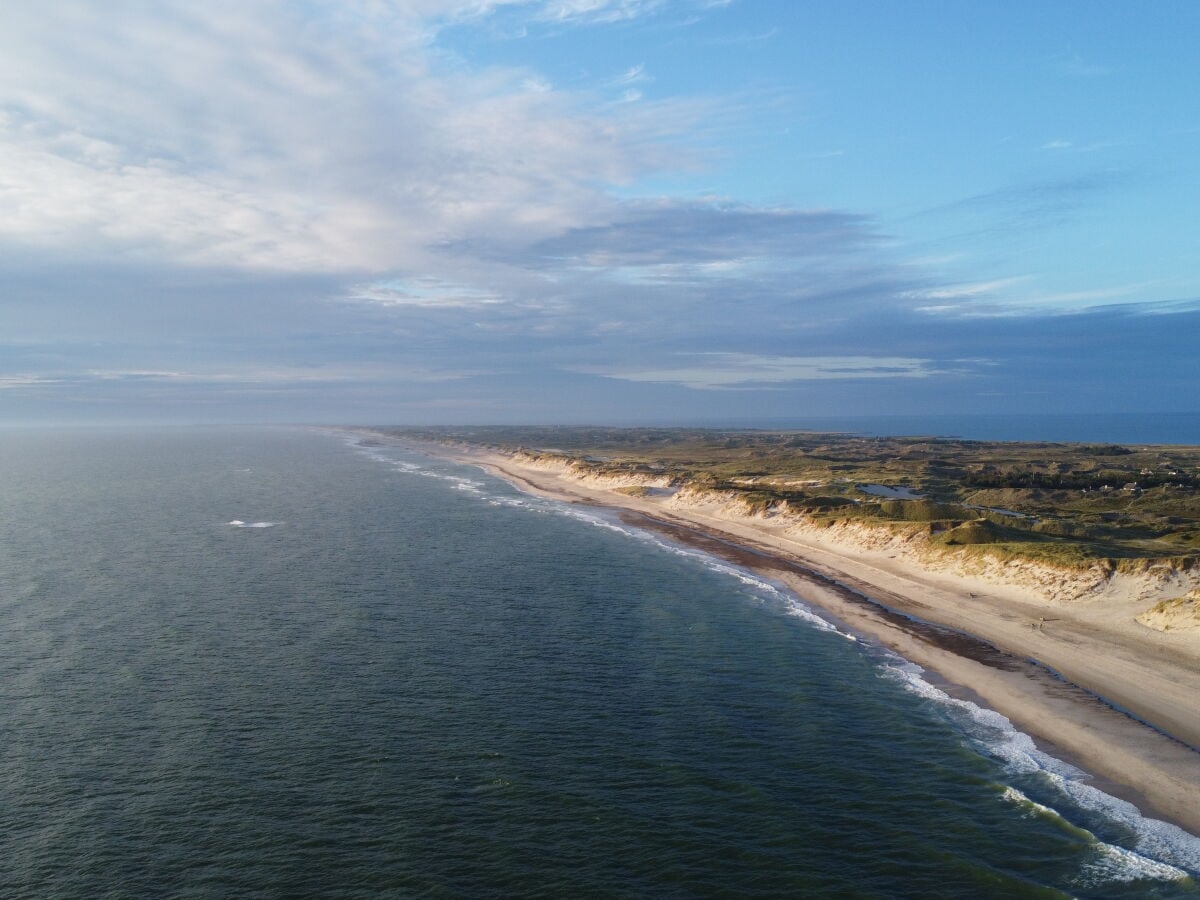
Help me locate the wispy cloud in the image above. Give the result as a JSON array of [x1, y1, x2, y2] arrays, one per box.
[[535, 0, 667, 24], [911, 170, 1131, 240], [575, 353, 962, 389], [519, 200, 879, 268], [0, 3, 701, 273], [0, 364, 484, 393], [347, 279, 507, 309], [86, 370, 186, 381], [610, 64, 649, 85], [1052, 50, 1111, 78], [908, 276, 1030, 311], [997, 282, 1170, 312], [0, 374, 62, 390], [705, 26, 778, 46], [1038, 138, 1122, 153]]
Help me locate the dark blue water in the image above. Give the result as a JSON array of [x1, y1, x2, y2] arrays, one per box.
[[1, 427, 1197, 898]]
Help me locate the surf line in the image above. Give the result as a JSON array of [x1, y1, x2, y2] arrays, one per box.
[[461, 452, 1200, 842], [617, 505, 1200, 753]]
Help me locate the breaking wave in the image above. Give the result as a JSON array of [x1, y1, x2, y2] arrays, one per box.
[[889, 663, 1200, 881], [341, 430, 1200, 883]]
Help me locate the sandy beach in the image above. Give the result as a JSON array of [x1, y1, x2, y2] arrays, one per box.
[[414, 440, 1200, 837]]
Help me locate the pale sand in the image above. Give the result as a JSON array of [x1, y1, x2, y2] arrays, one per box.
[[419, 441, 1200, 836]]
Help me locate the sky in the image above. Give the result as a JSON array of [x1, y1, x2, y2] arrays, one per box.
[[1, 0, 1198, 425]]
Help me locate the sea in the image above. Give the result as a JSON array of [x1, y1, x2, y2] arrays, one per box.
[[1, 426, 1198, 898]]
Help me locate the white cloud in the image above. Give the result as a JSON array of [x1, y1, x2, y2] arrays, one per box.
[[576, 353, 953, 389], [911, 276, 1175, 316], [912, 276, 1029, 302], [86, 370, 185, 381], [0, 374, 61, 390], [0, 2, 695, 272], [704, 26, 777, 46], [1000, 281, 1165, 312], [536, 0, 667, 23], [611, 64, 649, 85], [0, 363, 483, 392], [1038, 137, 1122, 154], [347, 279, 507, 308]]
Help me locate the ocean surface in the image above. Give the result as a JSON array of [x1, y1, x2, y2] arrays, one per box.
[[1, 427, 1198, 898]]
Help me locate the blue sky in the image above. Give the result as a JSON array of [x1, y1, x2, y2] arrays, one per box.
[[1, 0, 1197, 425]]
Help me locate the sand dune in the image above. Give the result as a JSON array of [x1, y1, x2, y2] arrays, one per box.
[[431, 442, 1200, 836]]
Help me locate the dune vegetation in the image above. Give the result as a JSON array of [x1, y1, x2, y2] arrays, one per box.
[[386, 426, 1200, 570]]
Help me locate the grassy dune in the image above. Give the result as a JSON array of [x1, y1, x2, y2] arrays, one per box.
[[387, 426, 1200, 570]]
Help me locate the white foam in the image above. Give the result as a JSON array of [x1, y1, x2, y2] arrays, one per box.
[[885, 661, 1200, 878], [1046, 770, 1200, 876], [486, 496, 530, 508], [1080, 841, 1190, 885], [344, 434, 856, 641], [552, 505, 853, 639], [1002, 785, 1068, 818], [1001, 788, 1191, 884], [1001, 786, 1096, 839], [227, 520, 278, 528], [885, 661, 1078, 777], [341, 431, 1197, 878]]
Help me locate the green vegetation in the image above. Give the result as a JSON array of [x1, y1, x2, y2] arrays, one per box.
[[383, 426, 1200, 569], [615, 485, 652, 497]]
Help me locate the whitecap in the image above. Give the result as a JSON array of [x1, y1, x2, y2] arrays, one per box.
[[883, 661, 1078, 778], [1079, 841, 1190, 885], [344, 434, 859, 642], [1000, 786, 1095, 840], [885, 661, 1200, 877], [336, 428, 1198, 877], [552, 505, 855, 639], [1047, 771, 1200, 876]]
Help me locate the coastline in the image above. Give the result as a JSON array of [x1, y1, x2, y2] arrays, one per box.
[[404, 436, 1200, 838]]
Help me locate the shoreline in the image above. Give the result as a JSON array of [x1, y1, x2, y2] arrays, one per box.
[[401, 437, 1200, 839]]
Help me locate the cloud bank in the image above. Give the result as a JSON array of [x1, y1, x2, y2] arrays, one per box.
[[1, 1, 1195, 424], [0, 1, 695, 273]]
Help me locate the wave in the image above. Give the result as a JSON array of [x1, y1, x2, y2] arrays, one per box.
[[888, 663, 1200, 881], [1000, 786, 1095, 838], [552, 504, 856, 641], [227, 520, 279, 528], [1000, 786, 1191, 886], [1084, 838, 1191, 886], [342, 432, 855, 640], [341, 431, 1200, 881]]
